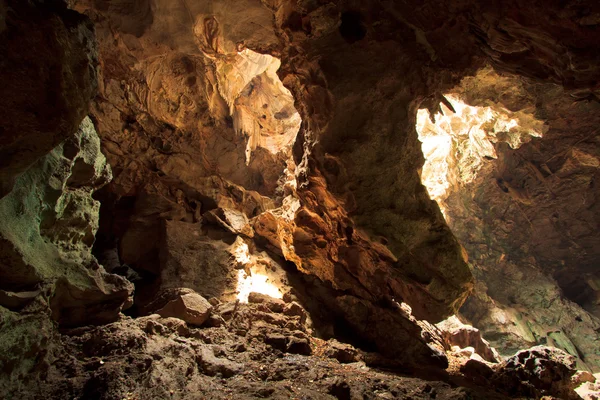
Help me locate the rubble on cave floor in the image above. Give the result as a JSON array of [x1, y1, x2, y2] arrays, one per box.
[[9, 291, 585, 400]]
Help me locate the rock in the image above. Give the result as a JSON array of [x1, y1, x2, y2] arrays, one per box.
[[286, 336, 312, 355], [0, 289, 42, 311], [150, 289, 213, 327], [492, 346, 579, 400], [0, 0, 97, 197], [248, 292, 285, 313], [334, 295, 449, 369], [196, 345, 243, 378], [0, 305, 56, 396], [575, 379, 600, 400], [437, 315, 499, 362], [203, 207, 252, 235], [0, 118, 133, 327], [204, 314, 226, 328], [215, 302, 238, 320], [461, 359, 495, 382], [157, 221, 237, 299], [119, 192, 187, 274], [283, 301, 308, 324], [324, 339, 359, 363], [265, 333, 287, 351], [573, 371, 597, 386]]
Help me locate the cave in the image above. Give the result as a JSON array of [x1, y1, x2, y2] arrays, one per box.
[[1, 0, 599, 399]]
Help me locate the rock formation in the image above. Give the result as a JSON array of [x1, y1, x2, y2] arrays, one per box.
[[1, 0, 599, 398], [418, 66, 600, 371]]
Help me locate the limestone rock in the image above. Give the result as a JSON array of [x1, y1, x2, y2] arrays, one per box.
[[492, 346, 579, 400], [575, 374, 600, 400], [0, 118, 132, 327], [0, 0, 97, 197], [196, 345, 243, 378], [248, 292, 285, 313], [157, 221, 237, 299], [283, 301, 308, 324], [437, 315, 499, 363], [334, 295, 448, 369], [142, 288, 212, 326], [324, 339, 360, 364], [573, 371, 597, 386], [461, 358, 495, 382], [119, 192, 187, 274], [286, 336, 312, 355], [0, 289, 42, 311], [154, 290, 213, 327], [0, 305, 56, 396], [203, 207, 252, 236]]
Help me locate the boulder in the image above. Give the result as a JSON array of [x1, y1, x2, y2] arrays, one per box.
[[492, 346, 579, 400], [248, 292, 285, 313], [149, 288, 213, 327], [437, 315, 499, 362], [461, 359, 495, 384], [324, 339, 359, 364], [334, 295, 449, 369]]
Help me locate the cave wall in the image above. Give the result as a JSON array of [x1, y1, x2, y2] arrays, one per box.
[[0, 0, 133, 389], [70, 0, 478, 365], [431, 68, 600, 370], [0, 0, 98, 197], [0, 0, 600, 395]]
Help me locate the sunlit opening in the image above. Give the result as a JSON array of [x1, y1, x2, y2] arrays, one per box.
[[236, 269, 283, 303], [231, 237, 283, 303], [231, 238, 251, 265], [416, 94, 545, 216]]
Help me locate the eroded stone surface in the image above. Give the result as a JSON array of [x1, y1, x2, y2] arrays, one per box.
[[153, 289, 213, 327], [0, 118, 132, 327], [437, 315, 499, 363], [0, 0, 98, 197], [0, 298, 525, 400], [491, 346, 579, 400], [425, 68, 600, 370]]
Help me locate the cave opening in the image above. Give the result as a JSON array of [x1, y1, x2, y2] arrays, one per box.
[[416, 72, 546, 218], [213, 48, 302, 165], [88, 45, 303, 311], [416, 66, 600, 372]]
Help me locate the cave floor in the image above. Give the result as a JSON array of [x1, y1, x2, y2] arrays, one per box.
[[35, 300, 509, 400]]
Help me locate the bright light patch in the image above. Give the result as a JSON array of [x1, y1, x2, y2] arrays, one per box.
[[231, 237, 283, 303], [236, 270, 283, 303], [416, 94, 545, 213], [231, 238, 251, 265]]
